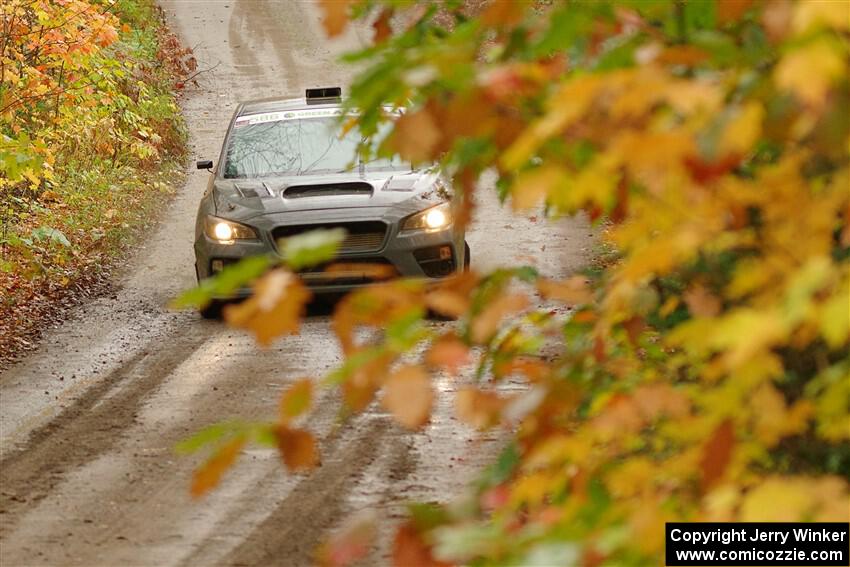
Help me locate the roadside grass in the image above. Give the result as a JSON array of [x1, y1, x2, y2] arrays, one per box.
[[0, 0, 190, 365]]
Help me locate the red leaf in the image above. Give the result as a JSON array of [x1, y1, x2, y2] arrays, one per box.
[[373, 8, 393, 44], [700, 419, 735, 490]]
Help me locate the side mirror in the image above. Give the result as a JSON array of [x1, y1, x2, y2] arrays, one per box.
[[197, 160, 213, 170]]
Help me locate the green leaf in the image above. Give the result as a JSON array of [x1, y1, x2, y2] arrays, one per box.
[[31, 226, 71, 247], [518, 543, 581, 567], [386, 306, 428, 351], [171, 254, 272, 309], [279, 228, 346, 271], [407, 502, 450, 532], [324, 346, 386, 386], [174, 421, 244, 454], [478, 442, 520, 488]]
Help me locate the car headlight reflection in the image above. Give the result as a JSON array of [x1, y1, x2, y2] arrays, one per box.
[[402, 203, 452, 232], [204, 216, 258, 243]]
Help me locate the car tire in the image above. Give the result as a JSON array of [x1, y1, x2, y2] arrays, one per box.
[[199, 300, 223, 320]]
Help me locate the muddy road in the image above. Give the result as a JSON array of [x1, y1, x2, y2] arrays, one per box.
[[0, 2, 592, 566]]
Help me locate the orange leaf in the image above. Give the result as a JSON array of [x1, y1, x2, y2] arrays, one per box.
[[622, 316, 645, 346], [372, 7, 393, 44], [632, 383, 690, 420], [333, 281, 425, 354], [392, 521, 450, 567], [343, 379, 378, 413], [455, 387, 506, 429], [481, 1, 525, 26], [700, 419, 735, 491], [317, 512, 377, 567], [275, 425, 319, 471], [279, 378, 313, 423], [592, 394, 642, 436], [325, 262, 397, 280], [425, 333, 470, 375], [390, 109, 441, 163], [224, 269, 311, 346], [470, 293, 529, 344], [191, 436, 246, 498], [425, 290, 469, 318], [382, 366, 433, 429], [657, 45, 709, 66], [683, 285, 722, 318], [537, 276, 592, 305], [493, 357, 550, 381], [318, 0, 352, 37], [717, 0, 753, 24]]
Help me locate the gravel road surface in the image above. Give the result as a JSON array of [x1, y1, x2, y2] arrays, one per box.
[[0, 2, 592, 566]]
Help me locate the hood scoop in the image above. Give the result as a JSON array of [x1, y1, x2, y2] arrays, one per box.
[[283, 182, 373, 199], [234, 182, 275, 199]]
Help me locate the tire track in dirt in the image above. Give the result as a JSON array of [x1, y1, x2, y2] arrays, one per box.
[[0, 327, 209, 535], [212, 418, 397, 567]]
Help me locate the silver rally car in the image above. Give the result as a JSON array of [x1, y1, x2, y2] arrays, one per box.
[[194, 88, 469, 315]]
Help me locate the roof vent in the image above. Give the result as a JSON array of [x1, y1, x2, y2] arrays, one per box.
[[306, 87, 341, 104]]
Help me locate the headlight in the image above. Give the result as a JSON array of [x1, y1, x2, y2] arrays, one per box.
[[204, 216, 258, 243], [402, 202, 452, 232]]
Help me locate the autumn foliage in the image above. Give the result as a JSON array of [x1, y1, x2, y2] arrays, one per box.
[[1, 0, 188, 361], [180, 1, 849, 565]]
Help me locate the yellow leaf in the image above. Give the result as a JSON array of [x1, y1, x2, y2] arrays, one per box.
[[719, 101, 764, 156], [510, 165, 566, 211], [191, 436, 245, 498], [279, 378, 313, 423], [382, 366, 433, 429], [510, 471, 564, 509], [502, 76, 601, 170], [741, 478, 816, 522], [390, 109, 441, 163], [818, 286, 847, 347], [224, 269, 311, 347], [537, 276, 592, 305], [318, 0, 352, 37], [774, 39, 844, 106], [470, 293, 529, 344], [751, 384, 812, 446], [455, 387, 506, 429], [793, 0, 850, 33]]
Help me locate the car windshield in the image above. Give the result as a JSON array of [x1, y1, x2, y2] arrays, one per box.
[[222, 114, 408, 178]]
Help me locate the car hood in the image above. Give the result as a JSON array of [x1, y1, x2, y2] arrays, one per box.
[[212, 170, 446, 222]]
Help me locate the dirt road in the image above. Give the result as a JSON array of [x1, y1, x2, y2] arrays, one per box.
[[0, 2, 592, 566]]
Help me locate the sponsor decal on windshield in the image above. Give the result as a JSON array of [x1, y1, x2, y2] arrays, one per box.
[[233, 107, 401, 127], [234, 108, 348, 126]]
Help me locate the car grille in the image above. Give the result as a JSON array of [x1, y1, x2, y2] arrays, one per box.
[[272, 221, 388, 253]]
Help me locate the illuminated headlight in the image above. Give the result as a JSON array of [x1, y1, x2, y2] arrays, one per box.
[[402, 203, 452, 232], [204, 216, 257, 243]]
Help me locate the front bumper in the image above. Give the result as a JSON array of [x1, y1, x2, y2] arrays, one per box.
[[194, 209, 465, 297]]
